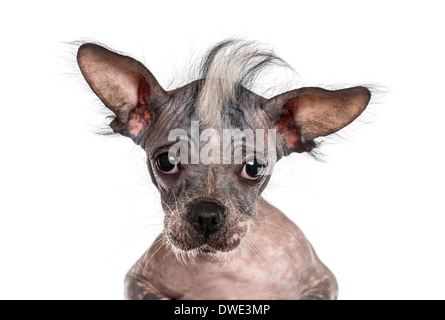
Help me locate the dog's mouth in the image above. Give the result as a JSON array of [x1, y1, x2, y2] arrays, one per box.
[[162, 197, 251, 256], [167, 226, 246, 254], [166, 216, 248, 254]]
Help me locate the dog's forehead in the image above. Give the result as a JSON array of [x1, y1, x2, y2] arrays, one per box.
[[172, 81, 266, 127], [143, 78, 276, 167]]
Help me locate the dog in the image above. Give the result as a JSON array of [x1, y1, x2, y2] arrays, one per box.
[[77, 40, 370, 299]]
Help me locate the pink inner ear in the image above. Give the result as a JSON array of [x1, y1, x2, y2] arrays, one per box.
[[111, 78, 153, 139], [275, 101, 299, 150], [275, 99, 314, 153], [137, 78, 152, 122], [127, 78, 152, 136]]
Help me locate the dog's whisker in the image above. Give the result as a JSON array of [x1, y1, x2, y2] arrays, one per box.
[[162, 247, 174, 261], [255, 225, 303, 244], [260, 221, 304, 241], [227, 254, 241, 285], [161, 200, 175, 215], [242, 239, 274, 282], [113, 225, 164, 258], [142, 236, 167, 269], [250, 232, 302, 280]]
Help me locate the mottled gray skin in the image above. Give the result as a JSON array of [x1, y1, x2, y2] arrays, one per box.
[[125, 81, 338, 300], [77, 41, 370, 300]]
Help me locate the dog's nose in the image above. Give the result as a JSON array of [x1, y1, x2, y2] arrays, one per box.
[[189, 201, 225, 236]]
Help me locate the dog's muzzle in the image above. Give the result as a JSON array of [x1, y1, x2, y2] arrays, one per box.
[[188, 200, 226, 237]]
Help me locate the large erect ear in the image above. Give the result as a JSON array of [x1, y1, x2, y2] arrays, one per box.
[[77, 43, 168, 143], [266, 86, 371, 153]]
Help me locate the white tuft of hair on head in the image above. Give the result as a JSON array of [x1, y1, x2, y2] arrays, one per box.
[[196, 40, 290, 128]]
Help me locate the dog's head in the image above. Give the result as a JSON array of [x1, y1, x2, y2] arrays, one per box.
[[77, 41, 370, 255]]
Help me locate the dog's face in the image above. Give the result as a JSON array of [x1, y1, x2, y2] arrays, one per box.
[[77, 41, 370, 256], [142, 82, 276, 253]]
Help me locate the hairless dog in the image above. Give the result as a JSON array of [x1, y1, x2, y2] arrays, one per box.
[[77, 40, 370, 300]]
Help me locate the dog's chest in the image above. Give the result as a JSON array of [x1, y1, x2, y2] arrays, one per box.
[[158, 245, 303, 299], [183, 265, 301, 299]]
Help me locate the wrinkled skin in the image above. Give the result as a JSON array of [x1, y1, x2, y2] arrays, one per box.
[[77, 42, 370, 300]]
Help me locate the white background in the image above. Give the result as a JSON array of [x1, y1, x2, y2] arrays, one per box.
[[0, 0, 444, 300]]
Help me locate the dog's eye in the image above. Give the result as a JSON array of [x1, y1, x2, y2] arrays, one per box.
[[156, 153, 179, 174], [241, 158, 266, 180]]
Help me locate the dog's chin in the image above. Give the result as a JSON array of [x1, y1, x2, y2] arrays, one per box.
[[167, 232, 243, 255], [195, 244, 219, 254]]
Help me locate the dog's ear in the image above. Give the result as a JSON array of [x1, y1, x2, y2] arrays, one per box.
[[266, 86, 371, 153], [77, 43, 168, 143]]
